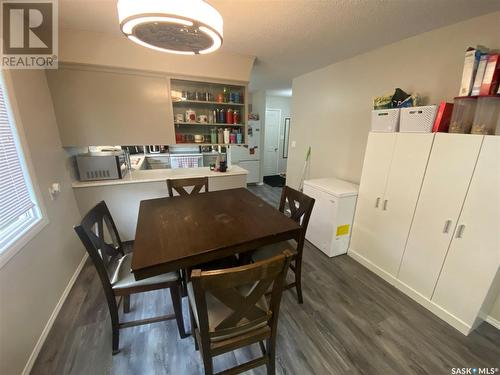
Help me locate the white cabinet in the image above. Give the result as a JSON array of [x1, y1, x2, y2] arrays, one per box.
[[398, 134, 483, 298], [303, 178, 358, 257], [350, 133, 396, 267], [349, 132, 498, 335], [46, 65, 175, 146], [432, 136, 500, 327], [350, 132, 433, 276]]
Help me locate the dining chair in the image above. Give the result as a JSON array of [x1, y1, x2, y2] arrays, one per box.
[[166, 177, 209, 197], [188, 249, 294, 375], [74, 201, 187, 355], [251, 186, 315, 304]]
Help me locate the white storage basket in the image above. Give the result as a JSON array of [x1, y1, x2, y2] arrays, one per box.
[[400, 105, 438, 133], [371, 108, 400, 132]]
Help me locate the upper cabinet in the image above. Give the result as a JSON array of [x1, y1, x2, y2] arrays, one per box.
[[46, 65, 175, 146]]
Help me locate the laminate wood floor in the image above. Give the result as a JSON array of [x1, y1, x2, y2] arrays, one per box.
[[31, 185, 500, 375]]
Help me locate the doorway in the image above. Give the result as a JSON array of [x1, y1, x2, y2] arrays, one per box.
[[263, 108, 281, 177]]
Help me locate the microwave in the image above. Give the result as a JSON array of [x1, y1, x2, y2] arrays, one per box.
[[76, 151, 129, 181]]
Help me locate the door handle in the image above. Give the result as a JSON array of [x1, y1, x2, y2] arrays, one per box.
[[443, 219, 452, 234], [382, 199, 388, 211], [375, 197, 381, 208], [456, 224, 466, 238], [274, 148, 278, 152]]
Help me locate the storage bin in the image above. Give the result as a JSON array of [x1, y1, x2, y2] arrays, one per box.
[[449, 96, 477, 133], [470, 96, 500, 135], [371, 108, 400, 132], [400, 105, 437, 133]]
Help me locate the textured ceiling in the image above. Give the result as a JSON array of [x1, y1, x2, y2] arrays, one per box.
[[59, 0, 500, 93]]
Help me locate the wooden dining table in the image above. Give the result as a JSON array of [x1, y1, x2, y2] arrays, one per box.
[[131, 188, 302, 280]]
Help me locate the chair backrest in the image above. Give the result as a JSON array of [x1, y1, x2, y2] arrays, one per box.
[[166, 177, 209, 197], [74, 201, 124, 297], [191, 250, 293, 341], [279, 186, 315, 252]]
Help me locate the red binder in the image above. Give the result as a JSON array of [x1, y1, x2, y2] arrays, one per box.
[[432, 102, 454, 132]]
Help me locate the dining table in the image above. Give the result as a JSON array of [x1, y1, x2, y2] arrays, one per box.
[[131, 188, 302, 280]]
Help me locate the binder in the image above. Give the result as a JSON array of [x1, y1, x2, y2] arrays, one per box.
[[432, 102, 454, 132], [479, 54, 500, 95], [471, 54, 488, 96]]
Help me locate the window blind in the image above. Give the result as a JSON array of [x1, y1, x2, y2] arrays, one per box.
[[0, 79, 35, 231]]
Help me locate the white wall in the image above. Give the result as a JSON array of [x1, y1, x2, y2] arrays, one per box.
[[251, 90, 267, 182], [288, 11, 500, 323], [266, 96, 291, 174], [60, 29, 255, 83], [0, 70, 84, 375]]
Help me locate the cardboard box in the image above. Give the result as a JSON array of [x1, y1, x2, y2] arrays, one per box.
[[459, 48, 482, 96], [471, 54, 488, 96]]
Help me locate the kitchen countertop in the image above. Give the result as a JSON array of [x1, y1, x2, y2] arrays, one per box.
[[72, 165, 248, 188]]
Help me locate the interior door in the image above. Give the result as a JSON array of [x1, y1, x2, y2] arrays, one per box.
[[263, 109, 281, 176], [398, 134, 483, 299], [350, 133, 396, 263], [376, 133, 434, 276], [432, 136, 500, 326]]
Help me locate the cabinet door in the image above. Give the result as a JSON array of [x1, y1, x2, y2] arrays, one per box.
[[350, 133, 396, 261], [398, 134, 483, 298], [304, 186, 336, 256], [432, 136, 500, 326], [376, 133, 434, 276], [46, 66, 175, 146]]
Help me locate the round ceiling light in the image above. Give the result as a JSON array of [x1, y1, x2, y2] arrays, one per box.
[[117, 0, 223, 55]]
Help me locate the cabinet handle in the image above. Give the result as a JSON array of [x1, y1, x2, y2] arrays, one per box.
[[375, 197, 380, 208], [382, 199, 388, 211], [443, 219, 452, 234], [456, 224, 466, 238]]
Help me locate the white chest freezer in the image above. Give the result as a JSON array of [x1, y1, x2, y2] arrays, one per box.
[[303, 178, 359, 257]]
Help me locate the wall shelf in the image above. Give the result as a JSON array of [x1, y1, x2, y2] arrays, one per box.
[[175, 122, 244, 127], [173, 100, 245, 106]]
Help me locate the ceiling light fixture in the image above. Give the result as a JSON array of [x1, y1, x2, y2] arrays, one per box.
[[117, 0, 223, 55]]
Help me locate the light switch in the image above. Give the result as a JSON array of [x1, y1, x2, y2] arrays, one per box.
[[291, 141, 296, 148], [48, 183, 60, 200]]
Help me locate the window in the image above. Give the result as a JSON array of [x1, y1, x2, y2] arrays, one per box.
[[0, 72, 44, 263]]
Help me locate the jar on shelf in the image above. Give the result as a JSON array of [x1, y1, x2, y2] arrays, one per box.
[[210, 128, 217, 144], [217, 128, 224, 144], [233, 110, 240, 124], [449, 97, 477, 133], [226, 109, 234, 124], [185, 109, 196, 123], [471, 96, 500, 135]]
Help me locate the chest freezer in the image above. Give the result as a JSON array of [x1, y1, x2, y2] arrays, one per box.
[[303, 178, 359, 257]]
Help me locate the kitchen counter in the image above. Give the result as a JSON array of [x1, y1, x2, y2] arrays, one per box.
[[72, 165, 248, 188], [72, 165, 249, 240]]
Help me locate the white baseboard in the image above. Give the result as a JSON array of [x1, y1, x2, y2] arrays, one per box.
[[348, 249, 472, 335], [485, 315, 500, 330], [22, 253, 88, 375]]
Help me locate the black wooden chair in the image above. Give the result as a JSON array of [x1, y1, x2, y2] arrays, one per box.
[[188, 250, 293, 375], [251, 186, 315, 304], [166, 177, 209, 197], [74, 201, 187, 354]]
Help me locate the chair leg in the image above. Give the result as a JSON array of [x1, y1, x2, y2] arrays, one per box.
[[189, 305, 199, 351], [123, 295, 130, 313], [170, 284, 188, 339], [112, 320, 120, 355], [201, 349, 213, 375], [294, 260, 304, 304], [266, 338, 276, 375]]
